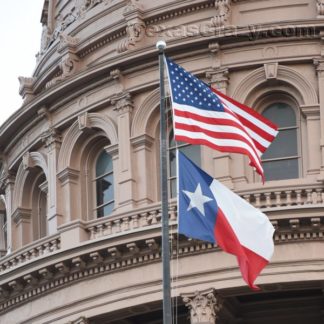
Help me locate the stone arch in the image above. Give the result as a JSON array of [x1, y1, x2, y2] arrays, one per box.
[[58, 112, 118, 172], [131, 88, 160, 138], [12, 152, 48, 211], [232, 65, 318, 107]]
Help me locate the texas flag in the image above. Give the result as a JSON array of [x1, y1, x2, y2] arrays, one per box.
[[178, 151, 275, 289]]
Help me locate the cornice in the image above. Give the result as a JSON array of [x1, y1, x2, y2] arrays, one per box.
[[0, 214, 324, 314]]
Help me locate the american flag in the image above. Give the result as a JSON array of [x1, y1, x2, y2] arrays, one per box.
[[165, 56, 278, 180]]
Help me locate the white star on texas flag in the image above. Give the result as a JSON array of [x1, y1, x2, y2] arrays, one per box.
[[182, 183, 213, 216]]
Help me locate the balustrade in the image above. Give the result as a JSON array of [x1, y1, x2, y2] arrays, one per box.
[[0, 236, 60, 274]]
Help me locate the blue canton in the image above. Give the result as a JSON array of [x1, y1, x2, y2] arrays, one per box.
[[165, 57, 225, 112]]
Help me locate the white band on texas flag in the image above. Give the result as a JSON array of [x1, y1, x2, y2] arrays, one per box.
[[178, 151, 274, 289]]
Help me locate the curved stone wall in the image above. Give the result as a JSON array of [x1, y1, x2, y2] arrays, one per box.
[[0, 0, 324, 323]]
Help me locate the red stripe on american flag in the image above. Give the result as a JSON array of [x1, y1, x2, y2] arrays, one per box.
[[174, 122, 260, 159], [212, 87, 278, 131], [175, 135, 263, 178]]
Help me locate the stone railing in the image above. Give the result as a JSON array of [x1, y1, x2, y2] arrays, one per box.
[[86, 200, 178, 241], [237, 183, 324, 210], [0, 234, 60, 274]]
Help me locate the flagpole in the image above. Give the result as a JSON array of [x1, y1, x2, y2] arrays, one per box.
[[156, 40, 172, 324]]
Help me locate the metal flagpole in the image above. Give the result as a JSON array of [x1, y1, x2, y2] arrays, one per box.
[[156, 40, 172, 324]]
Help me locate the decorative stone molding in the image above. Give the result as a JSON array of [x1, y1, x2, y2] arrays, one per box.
[[0, 212, 324, 313], [211, 0, 231, 28], [264, 63, 279, 80], [58, 34, 79, 53], [78, 112, 90, 131], [117, 18, 146, 53], [206, 68, 229, 90], [41, 128, 62, 150], [18, 77, 36, 102], [118, 1, 145, 53], [181, 289, 223, 324], [317, 0, 324, 16], [57, 168, 80, 185], [112, 92, 134, 114], [46, 53, 80, 89], [232, 65, 318, 106], [12, 208, 32, 225]]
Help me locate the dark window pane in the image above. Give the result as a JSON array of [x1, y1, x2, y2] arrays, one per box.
[[96, 151, 113, 177], [263, 158, 299, 181], [262, 103, 296, 128], [97, 202, 114, 218], [96, 174, 114, 206], [170, 178, 177, 198], [262, 129, 298, 159]]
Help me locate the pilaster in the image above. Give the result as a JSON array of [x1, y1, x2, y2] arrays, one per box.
[[42, 127, 63, 234], [182, 289, 223, 324], [300, 104, 321, 176], [314, 55, 324, 181], [12, 208, 32, 248], [111, 92, 136, 210], [57, 168, 80, 222], [130, 134, 155, 205], [0, 167, 15, 253]]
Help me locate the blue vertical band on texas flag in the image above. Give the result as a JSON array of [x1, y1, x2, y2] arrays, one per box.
[[178, 151, 218, 243], [177, 151, 275, 289]]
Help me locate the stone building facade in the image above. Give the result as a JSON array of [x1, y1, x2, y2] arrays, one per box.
[[0, 0, 324, 323]]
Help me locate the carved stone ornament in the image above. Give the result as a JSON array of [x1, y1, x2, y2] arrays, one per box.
[[182, 289, 223, 324], [211, 0, 231, 27], [111, 93, 134, 114], [18, 77, 36, 101], [58, 34, 79, 52], [45, 53, 80, 89], [117, 18, 146, 53], [317, 0, 324, 16]]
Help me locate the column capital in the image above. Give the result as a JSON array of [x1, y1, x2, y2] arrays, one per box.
[[206, 68, 229, 91], [182, 289, 223, 324], [41, 128, 62, 150], [112, 93, 134, 114]]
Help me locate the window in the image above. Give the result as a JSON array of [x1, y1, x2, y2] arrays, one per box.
[[95, 150, 114, 218], [168, 130, 201, 198], [261, 103, 299, 181]]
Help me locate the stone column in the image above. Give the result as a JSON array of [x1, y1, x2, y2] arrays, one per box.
[[314, 58, 324, 180], [58, 168, 80, 222], [182, 289, 223, 324], [12, 208, 32, 248], [130, 134, 155, 206], [0, 171, 15, 252], [111, 93, 136, 210], [43, 129, 63, 234]]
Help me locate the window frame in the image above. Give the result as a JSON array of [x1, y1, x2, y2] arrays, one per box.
[[93, 149, 115, 218], [257, 94, 302, 181]]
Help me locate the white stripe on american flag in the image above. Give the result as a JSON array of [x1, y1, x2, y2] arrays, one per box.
[[173, 102, 262, 156], [221, 96, 278, 136], [174, 115, 262, 156], [175, 128, 263, 171]]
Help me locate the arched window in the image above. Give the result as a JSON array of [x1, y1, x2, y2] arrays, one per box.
[[168, 130, 201, 198], [262, 103, 299, 181], [95, 150, 114, 218]]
